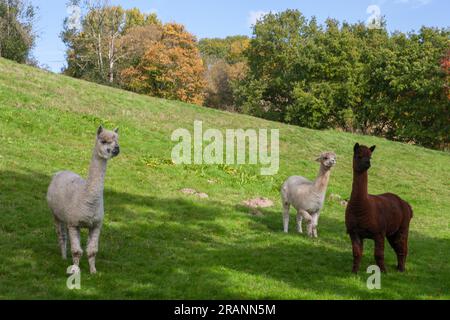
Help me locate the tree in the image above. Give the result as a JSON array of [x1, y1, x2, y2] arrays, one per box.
[[363, 27, 449, 148], [236, 9, 449, 149], [0, 0, 36, 63], [115, 23, 162, 82], [239, 10, 315, 122], [199, 35, 249, 110], [284, 19, 369, 130], [120, 23, 206, 105], [204, 60, 248, 110], [123, 7, 159, 33], [442, 49, 450, 100], [62, 1, 161, 84], [199, 35, 249, 66]]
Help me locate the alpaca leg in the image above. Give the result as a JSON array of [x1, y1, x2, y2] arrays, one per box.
[[312, 213, 320, 238], [374, 235, 386, 272], [388, 231, 408, 272], [350, 234, 364, 273], [299, 210, 314, 237], [68, 226, 83, 267], [397, 231, 409, 272], [87, 226, 102, 274], [296, 211, 303, 233], [282, 203, 290, 233], [54, 217, 67, 259]]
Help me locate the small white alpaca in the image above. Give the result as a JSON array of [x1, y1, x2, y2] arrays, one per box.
[[47, 126, 120, 273], [281, 152, 336, 237]]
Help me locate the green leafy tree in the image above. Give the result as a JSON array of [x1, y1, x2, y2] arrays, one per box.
[[0, 0, 36, 63], [199, 35, 249, 66], [240, 10, 315, 122], [236, 9, 449, 149], [363, 27, 450, 148]]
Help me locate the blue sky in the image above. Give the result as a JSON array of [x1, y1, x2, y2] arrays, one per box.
[[31, 0, 449, 73]]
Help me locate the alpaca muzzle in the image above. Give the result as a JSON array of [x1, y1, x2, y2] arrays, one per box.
[[361, 160, 371, 170], [112, 146, 120, 157], [355, 159, 371, 172]]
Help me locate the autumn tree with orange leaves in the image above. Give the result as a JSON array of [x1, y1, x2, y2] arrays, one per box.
[[120, 23, 206, 105]]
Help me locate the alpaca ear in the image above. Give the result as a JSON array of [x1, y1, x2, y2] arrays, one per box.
[[114, 127, 119, 133], [370, 145, 376, 153], [315, 154, 322, 162], [97, 125, 103, 137], [354, 143, 360, 153]]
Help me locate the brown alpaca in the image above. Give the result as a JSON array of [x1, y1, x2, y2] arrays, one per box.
[[345, 143, 413, 273]]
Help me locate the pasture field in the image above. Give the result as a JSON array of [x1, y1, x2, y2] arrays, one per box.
[[0, 58, 449, 299]]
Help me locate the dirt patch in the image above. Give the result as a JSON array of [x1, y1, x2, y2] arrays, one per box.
[[240, 197, 274, 217], [242, 197, 274, 208], [180, 188, 209, 199], [196, 192, 209, 199], [180, 188, 196, 195]]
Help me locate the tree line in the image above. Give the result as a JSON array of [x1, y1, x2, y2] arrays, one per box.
[[1, 2, 448, 150], [0, 0, 36, 64], [235, 10, 449, 150]]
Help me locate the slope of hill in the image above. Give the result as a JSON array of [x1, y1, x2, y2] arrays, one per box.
[[0, 57, 449, 299]]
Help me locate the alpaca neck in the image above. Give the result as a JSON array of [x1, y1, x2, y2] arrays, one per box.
[[350, 170, 368, 201], [313, 165, 331, 194], [85, 150, 107, 201]]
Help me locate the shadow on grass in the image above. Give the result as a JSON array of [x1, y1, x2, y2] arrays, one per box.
[[0, 169, 448, 299]]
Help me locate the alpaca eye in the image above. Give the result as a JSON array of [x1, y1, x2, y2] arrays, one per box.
[[101, 140, 107, 144]]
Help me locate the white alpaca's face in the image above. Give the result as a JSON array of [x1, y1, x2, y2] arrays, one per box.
[[95, 126, 120, 160], [316, 152, 336, 169]]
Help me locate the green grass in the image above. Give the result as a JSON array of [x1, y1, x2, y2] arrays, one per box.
[[0, 57, 449, 299]]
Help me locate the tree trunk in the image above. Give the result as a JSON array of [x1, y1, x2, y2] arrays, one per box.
[[98, 33, 103, 75], [108, 34, 115, 83], [109, 60, 114, 83]]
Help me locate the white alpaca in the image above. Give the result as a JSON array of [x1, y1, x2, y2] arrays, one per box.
[[47, 126, 120, 274], [281, 152, 336, 237]]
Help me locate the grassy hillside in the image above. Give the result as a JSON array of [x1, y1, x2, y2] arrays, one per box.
[[0, 57, 449, 299]]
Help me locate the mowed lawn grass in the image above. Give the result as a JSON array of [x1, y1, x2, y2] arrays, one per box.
[[0, 58, 449, 299]]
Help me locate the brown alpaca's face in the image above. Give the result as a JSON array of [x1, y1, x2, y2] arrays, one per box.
[[96, 126, 120, 160], [353, 143, 376, 173]]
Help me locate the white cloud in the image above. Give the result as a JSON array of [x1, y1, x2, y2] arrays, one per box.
[[248, 10, 273, 27]]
